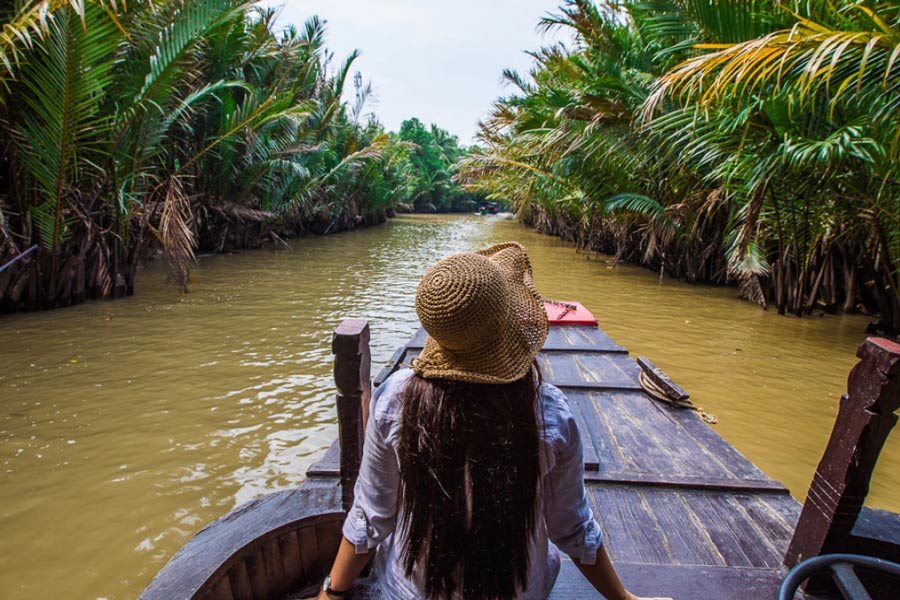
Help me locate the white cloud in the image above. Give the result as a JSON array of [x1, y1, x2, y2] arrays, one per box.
[[259, 0, 569, 144]]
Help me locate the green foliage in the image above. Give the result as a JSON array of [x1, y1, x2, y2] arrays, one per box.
[[0, 0, 404, 309], [13, 3, 118, 265], [390, 118, 483, 212], [460, 0, 900, 330]]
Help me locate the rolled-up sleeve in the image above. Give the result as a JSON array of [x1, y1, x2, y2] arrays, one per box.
[[341, 379, 401, 553], [542, 386, 603, 565]]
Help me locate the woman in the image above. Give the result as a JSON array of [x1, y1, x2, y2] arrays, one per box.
[[315, 243, 671, 600]]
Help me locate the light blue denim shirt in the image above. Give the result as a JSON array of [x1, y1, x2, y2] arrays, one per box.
[[342, 368, 603, 599]]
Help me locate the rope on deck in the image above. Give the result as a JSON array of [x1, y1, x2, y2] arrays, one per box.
[[639, 370, 718, 424]]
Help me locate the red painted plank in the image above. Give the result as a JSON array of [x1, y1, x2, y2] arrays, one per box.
[[543, 300, 598, 326]]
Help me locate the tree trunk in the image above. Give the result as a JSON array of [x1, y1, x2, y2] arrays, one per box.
[[843, 254, 857, 313]]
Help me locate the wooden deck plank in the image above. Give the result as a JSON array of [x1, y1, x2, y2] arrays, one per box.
[[585, 471, 788, 493], [591, 486, 672, 565], [597, 391, 707, 477], [573, 353, 642, 386], [757, 494, 801, 534], [615, 393, 735, 478], [582, 390, 626, 473], [592, 485, 796, 570], [547, 559, 787, 600], [539, 352, 590, 383], [640, 490, 727, 567], [543, 326, 627, 353], [589, 391, 680, 476], [673, 401, 770, 481], [566, 391, 610, 472], [601, 391, 749, 480], [538, 352, 641, 390], [680, 492, 755, 568], [711, 494, 786, 568], [736, 495, 799, 553], [582, 389, 783, 489], [562, 392, 600, 470], [307, 440, 340, 477]]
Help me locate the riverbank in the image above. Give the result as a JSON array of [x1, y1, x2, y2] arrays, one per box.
[[0, 208, 389, 314], [518, 203, 898, 334], [0, 214, 894, 600]]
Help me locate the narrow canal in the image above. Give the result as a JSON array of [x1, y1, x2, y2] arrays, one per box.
[[1, 214, 896, 599]]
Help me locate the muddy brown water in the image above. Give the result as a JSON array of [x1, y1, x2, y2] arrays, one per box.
[[1, 214, 896, 599]]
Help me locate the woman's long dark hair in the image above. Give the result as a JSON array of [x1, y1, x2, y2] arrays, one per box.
[[397, 365, 542, 600]]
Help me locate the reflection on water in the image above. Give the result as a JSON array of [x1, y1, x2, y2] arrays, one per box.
[[0, 214, 895, 599]]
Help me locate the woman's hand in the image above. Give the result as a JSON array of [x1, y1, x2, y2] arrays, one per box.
[[576, 545, 673, 600]]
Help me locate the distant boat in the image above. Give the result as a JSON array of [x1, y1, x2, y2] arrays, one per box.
[[476, 201, 501, 215]]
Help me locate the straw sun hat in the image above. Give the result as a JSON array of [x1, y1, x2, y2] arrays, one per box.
[[411, 242, 549, 384]]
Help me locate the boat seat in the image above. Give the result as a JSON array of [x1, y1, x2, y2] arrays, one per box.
[[849, 507, 900, 564]]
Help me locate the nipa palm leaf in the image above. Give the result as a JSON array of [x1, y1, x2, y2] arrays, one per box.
[[13, 3, 119, 257]]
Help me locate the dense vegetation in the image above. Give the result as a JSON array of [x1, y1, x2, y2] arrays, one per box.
[[461, 0, 900, 332], [0, 0, 387, 310], [0, 1, 461, 312], [390, 118, 484, 213]]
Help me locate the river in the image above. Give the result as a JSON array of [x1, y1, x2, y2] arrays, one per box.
[[0, 214, 896, 599]]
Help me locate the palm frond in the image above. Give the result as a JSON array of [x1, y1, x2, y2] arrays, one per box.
[[0, 0, 72, 81], [604, 192, 666, 215], [13, 3, 119, 258], [643, 15, 900, 136], [157, 175, 194, 292]]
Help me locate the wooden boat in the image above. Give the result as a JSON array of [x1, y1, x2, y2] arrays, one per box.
[[141, 302, 900, 600]]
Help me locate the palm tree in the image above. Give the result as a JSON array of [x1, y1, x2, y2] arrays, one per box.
[[461, 0, 900, 330], [0, 0, 399, 312], [642, 0, 900, 325]]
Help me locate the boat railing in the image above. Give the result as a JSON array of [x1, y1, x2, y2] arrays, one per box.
[[783, 337, 900, 595], [332, 318, 372, 514]]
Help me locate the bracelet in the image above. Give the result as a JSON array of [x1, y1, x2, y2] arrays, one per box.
[[322, 575, 347, 598]]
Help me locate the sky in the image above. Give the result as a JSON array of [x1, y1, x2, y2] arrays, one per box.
[[259, 0, 569, 145]]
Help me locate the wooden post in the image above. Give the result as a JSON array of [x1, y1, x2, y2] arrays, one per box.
[[332, 319, 372, 514], [784, 337, 900, 568]]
